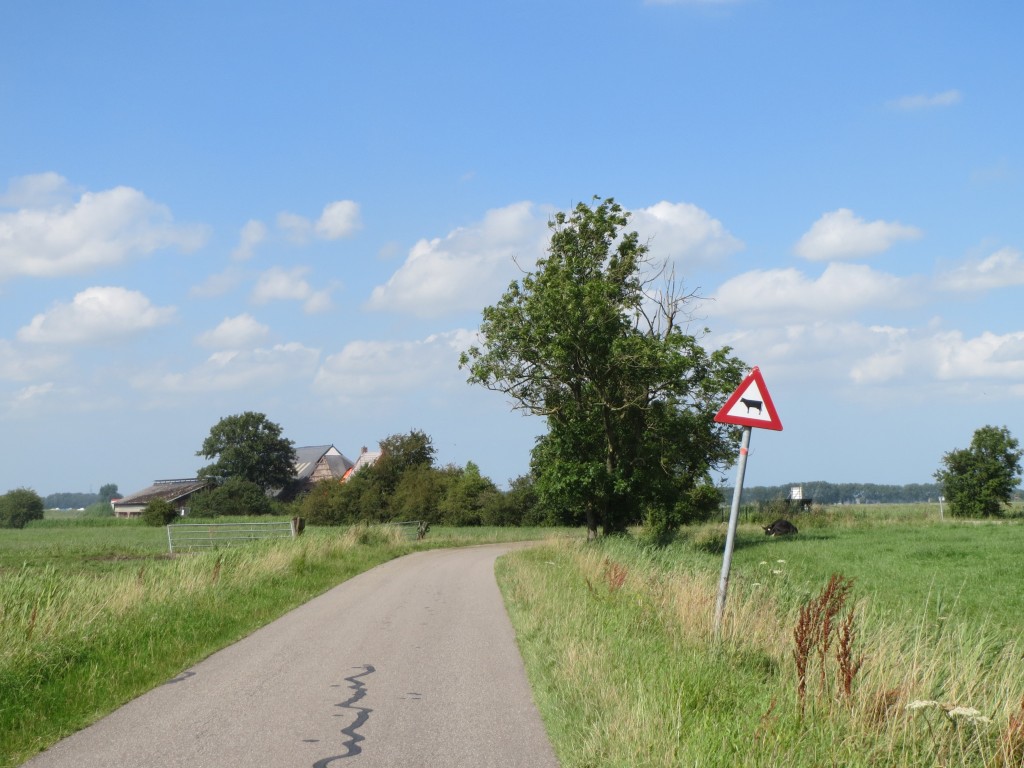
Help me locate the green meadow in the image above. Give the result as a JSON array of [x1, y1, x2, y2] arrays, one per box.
[[0, 518, 553, 768], [3, 509, 1023, 767], [498, 509, 1024, 767]]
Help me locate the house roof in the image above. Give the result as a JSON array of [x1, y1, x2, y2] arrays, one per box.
[[293, 445, 354, 481], [113, 479, 210, 507], [343, 447, 382, 481]]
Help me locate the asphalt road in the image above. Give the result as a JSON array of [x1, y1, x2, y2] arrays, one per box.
[[22, 543, 560, 768]]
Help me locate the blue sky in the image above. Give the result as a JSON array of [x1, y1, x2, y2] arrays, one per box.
[[2, 1, 1023, 498]]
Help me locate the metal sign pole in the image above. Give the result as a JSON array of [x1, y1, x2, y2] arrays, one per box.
[[714, 426, 751, 636]]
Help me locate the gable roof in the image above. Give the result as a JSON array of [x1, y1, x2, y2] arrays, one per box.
[[113, 479, 210, 507], [342, 447, 382, 481], [293, 445, 354, 481]]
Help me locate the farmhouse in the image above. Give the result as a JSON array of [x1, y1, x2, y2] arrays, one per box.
[[286, 445, 355, 496], [342, 446, 383, 481], [112, 479, 211, 518]]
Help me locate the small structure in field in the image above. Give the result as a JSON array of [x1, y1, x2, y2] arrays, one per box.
[[789, 485, 813, 510], [113, 479, 211, 518]]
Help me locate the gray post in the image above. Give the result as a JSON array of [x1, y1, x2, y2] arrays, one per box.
[[714, 426, 751, 636]]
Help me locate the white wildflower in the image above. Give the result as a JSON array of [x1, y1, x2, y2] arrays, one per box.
[[771, 569, 783, 575], [777, 559, 786, 564], [907, 700, 940, 711], [948, 706, 982, 719], [759, 561, 768, 565]]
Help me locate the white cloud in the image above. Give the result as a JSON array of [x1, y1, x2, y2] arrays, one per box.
[[795, 209, 922, 261], [629, 201, 743, 266], [934, 247, 1024, 292], [366, 202, 550, 317], [195, 314, 270, 349], [0, 172, 76, 207], [314, 330, 474, 401], [711, 263, 915, 322], [135, 342, 320, 394], [888, 89, 962, 111], [17, 286, 177, 345], [0, 174, 205, 281], [231, 219, 267, 261], [252, 266, 312, 303], [251, 266, 335, 314], [315, 200, 361, 239], [851, 328, 1024, 385]]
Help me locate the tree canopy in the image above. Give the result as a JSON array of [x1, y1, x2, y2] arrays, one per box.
[[461, 196, 745, 539], [0, 488, 45, 529], [196, 411, 297, 491], [935, 425, 1022, 518]]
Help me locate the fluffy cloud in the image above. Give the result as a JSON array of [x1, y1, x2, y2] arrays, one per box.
[[0, 174, 205, 281], [366, 202, 550, 317], [794, 209, 922, 261], [251, 266, 334, 314], [629, 201, 743, 266], [135, 342, 320, 394], [934, 247, 1024, 292], [368, 198, 742, 318], [17, 287, 176, 344], [851, 328, 1024, 384], [231, 219, 267, 261], [888, 90, 962, 111], [195, 314, 270, 349], [315, 200, 361, 239], [711, 263, 915, 322], [276, 199, 361, 244], [314, 330, 474, 401]]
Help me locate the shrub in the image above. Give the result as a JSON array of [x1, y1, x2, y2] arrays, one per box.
[[0, 488, 45, 529], [298, 480, 350, 526], [188, 477, 272, 517], [142, 499, 178, 526]]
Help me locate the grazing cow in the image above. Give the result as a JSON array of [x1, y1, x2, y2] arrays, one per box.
[[763, 519, 798, 536]]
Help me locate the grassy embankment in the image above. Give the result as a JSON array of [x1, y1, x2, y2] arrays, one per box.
[[498, 505, 1024, 768], [0, 518, 557, 768]]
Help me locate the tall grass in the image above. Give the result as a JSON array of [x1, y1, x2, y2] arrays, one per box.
[[0, 520, 558, 766], [0, 525, 411, 767], [498, 528, 1024, 767]]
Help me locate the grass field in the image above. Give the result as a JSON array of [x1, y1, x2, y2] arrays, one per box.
[[497, 511, 1024, 767], [4, 509, 1023, 767], [0, 518, 558, 768]]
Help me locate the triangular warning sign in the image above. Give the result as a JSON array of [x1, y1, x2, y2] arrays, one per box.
[[714, 366, 783, 431]]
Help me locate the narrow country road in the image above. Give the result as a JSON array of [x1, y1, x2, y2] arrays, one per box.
[[22, 543, 560, 768]]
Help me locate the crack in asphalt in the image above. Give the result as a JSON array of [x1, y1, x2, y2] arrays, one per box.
[[312, 664, 375, 766]]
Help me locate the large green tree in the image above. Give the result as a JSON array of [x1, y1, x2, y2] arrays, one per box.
[[0, 488, 45, 529], [935, 425, 1022, 518], [461, 197, 745, 539], [196, 411, 297, 491]]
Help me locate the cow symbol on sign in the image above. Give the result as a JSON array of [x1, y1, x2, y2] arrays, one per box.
[[739, 397, 762, 414]]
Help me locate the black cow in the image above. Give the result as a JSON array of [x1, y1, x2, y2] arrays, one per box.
[[763, 519, 798, 536]]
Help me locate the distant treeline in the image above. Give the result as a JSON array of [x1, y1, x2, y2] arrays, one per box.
[[43, 492, 100, 509], [721, 482, 944, 506]]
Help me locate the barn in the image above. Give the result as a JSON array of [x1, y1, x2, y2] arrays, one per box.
[[112, 479, 211, 518]]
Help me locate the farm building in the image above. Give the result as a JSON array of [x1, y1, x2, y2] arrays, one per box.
[[283, 445, 355, 497], [112, 479, 211, 518], [342, 446, 383, 481]]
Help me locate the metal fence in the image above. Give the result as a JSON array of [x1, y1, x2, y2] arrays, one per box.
[[166, 518, 302, 553], [390, 521, 428, 540]]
